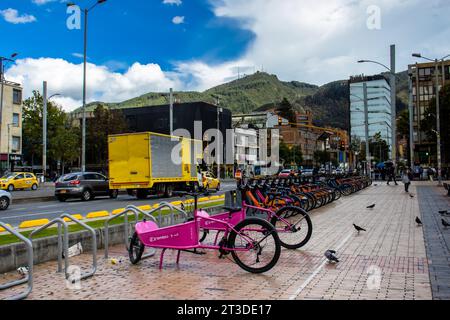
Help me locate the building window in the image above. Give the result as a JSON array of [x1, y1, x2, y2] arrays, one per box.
[[12, 136, 20, 153], [12, 113, 20, 127], [13, 89, 22, 105]]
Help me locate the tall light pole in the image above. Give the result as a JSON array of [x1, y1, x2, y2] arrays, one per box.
[[412, 53, 450, 185], [407, 69, 415, 169], [67, 0, 107, 173], [169, 88, 174, 135], [358, 44, 397, 164], [363, 83, 371, 177], [42, 82, 61, 181]]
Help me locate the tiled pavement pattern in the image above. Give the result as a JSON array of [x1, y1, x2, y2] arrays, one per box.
[[417, 184, 450, 300], [1, 182, 444, 300]]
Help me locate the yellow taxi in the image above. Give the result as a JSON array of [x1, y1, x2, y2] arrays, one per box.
[[0, 172, 39, 191], [202, 171, 220, 191]]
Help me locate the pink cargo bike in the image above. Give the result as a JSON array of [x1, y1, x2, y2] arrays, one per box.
[[128, 191, 281, 274]]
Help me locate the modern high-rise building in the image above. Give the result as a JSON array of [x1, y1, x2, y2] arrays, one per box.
[[409, 60, 450, 166], [349, 75, 392, 158]]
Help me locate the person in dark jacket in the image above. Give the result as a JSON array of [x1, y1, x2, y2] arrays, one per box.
[[387, 164, 398, 185]]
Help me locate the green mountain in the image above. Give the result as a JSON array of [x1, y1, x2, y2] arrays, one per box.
[[78, 71, 409, 131]]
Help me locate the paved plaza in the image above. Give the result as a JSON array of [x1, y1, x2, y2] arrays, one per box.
[[1, 182, 449, 300]]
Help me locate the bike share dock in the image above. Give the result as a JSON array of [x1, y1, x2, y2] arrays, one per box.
[[1, 182, 443, 300]]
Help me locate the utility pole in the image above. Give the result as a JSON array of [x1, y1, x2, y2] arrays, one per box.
[[217, 106, 222, 179], [390, 44, 397, 164], [408, 70, 415, 169], [169, 88, 173, 135], [363, 82, 371, 177], [43, 81, 48, 181], [434, 60, 442, 185]]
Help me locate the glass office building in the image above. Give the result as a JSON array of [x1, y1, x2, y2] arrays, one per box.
[[349, 75, 392, 157]]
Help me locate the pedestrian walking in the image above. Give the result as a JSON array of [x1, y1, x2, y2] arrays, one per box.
[[387, 163, 398, 185], [402, 169, 414, 193]]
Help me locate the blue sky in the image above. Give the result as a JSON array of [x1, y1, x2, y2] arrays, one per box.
[[0, 0, 253, 71], [1, 0, 450, 110]]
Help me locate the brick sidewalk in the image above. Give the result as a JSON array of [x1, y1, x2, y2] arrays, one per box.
[[1, 182, 441, 300]]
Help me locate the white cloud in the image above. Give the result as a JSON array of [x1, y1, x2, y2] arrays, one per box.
[[0, 8, 37, 24], [174, 0, 450, 86], [72, 53, 84, 59], [32, 0, 57, 5], [5, 58, 181, 112], [172, 16, 185, 24], [163, 0, 182, 6]]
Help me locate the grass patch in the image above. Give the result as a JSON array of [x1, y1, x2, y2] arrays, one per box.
[[0, 200, 224, 247]]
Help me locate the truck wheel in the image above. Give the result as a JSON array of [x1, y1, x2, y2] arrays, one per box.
[[127, 189, 135, 196], [164, 184, 174, 198], [109, 189, 119, 199], [136, 189, 148, 200]]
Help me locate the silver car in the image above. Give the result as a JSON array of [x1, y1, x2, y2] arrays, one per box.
[[0, 190, 12, 210]]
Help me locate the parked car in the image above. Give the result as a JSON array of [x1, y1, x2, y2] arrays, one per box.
[[0, 190, 12, 210], [0, 172, 39, 191], [278, 169, 293, 178], [301, 169, 314, 177], [55, 172, 118, 202], [202, 172, 220, 190]]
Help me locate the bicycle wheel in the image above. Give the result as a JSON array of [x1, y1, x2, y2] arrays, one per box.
[[129, 232, 145, 264], [228, 217, 281, 274], [271, 206, 313, 249]]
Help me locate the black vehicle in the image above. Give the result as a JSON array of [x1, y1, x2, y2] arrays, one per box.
[[55, 172, 118, 202]]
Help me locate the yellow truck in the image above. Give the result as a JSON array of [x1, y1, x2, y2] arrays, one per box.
[[108, 132, 202, 199]]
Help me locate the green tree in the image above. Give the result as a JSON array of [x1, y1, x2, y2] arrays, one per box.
[[22, 91, 80, 172], [86, 105, 129, 168], [277, 98, 296, 123], [369, 132, 389, 163], [313, 150, 331, 165], [279, 141, 303, 167]]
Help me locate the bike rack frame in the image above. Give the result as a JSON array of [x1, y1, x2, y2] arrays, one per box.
[[60, 214, 97, 280], [29, 218, 69, 276], [149, 202, 189, 226], [104, 206, 157, 259], [0, 222, 33, 300]]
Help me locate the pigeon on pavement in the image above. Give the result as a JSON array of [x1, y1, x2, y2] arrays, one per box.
[[367, 204, 376, 209], [442, 219, 450, 228], [409, 194, 415, 198], [325, 250, 339, 263], [353, 224, 367, 234], [415, 217, 423, 226], [439, 210, 448, 215]]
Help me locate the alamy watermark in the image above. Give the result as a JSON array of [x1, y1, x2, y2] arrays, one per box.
[[366, 265, 382, 290], [366, 5, 381, 30], [66, 4, 81, 30], [170, 122, 280, 175]]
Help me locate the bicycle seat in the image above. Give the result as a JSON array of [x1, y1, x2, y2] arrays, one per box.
[[223, 206, 242, 213]]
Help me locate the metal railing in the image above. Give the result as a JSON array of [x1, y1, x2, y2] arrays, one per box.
[[0, 222, 33, 300], [104, 206, 157, 259], [149, 202, 189, 226], [60, 214, 97, 280], [29, 218, 69, 276]]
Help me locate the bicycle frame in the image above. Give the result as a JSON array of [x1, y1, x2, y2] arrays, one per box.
[[135, 202, 269, 269]]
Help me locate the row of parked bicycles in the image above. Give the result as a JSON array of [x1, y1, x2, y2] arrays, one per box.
[[128, 175, 372, 274]]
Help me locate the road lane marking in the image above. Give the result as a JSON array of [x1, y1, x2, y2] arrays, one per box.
[[0, 211, 65, 220], [37, 204, 59, 209], [288, 233, 353, 300]]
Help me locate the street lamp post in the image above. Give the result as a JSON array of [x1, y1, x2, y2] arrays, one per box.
[[42, 82, 61, 181], [358, 44, 397, 164], [412, 53, 450, 185], [363, 83, 371, 178], [67, 0, 107, 173]]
